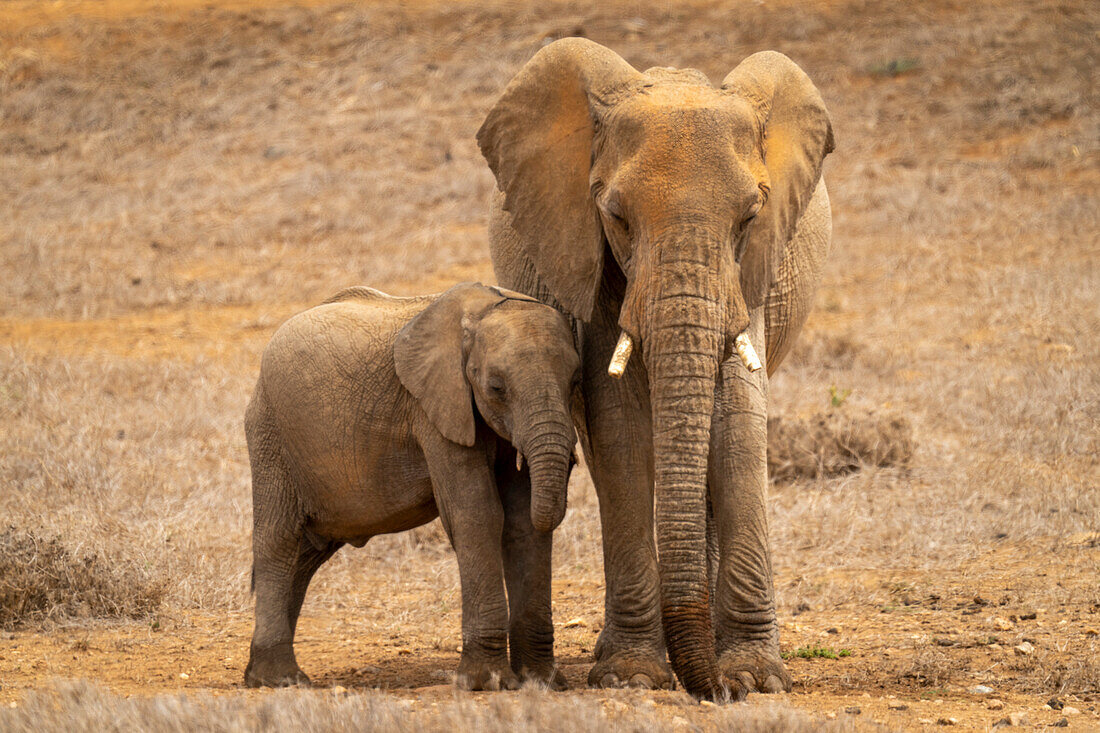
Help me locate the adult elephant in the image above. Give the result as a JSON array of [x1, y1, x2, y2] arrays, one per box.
[[477, 38, 834, 700]]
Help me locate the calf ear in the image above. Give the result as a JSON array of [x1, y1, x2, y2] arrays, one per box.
[[394, 283, 506, 447]]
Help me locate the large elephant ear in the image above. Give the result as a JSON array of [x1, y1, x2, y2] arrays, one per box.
[[394, 283, 506, 447], [477, 38, 642, 322], [722, 51, 834, 308]]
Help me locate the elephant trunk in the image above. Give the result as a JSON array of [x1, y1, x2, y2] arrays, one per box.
[[640, 239, 729, 700], [523, 410, 575, 533]]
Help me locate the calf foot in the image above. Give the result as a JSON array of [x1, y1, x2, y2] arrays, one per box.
[[244, 642, 310, 688], [457, 654, 520, 691], [516, 664, 569, 691], [717, 644, 791, 694]]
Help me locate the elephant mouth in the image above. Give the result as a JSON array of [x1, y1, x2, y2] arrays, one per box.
[[607, 329, 761, 378]]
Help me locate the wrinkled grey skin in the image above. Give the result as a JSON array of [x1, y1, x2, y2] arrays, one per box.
[[478, 39, 834, 700], [245, 283, 580, 691]]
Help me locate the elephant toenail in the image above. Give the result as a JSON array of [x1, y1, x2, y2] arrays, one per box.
[[763, 675, 785, 693], [628, 673, 654, 688], [736, 671, 755, 691], [600, 673, 621, 688]]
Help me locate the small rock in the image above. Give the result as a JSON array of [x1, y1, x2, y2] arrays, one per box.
[[826, 627, 839, 634], [563, 618, 586, 628], [936, 717, 958, 726], [844, 706, 861, 715], [1053, 718, 1069, 727], [1063, 706, 1080, 715], [1018, 611, 1037, 620], [991, 617, 1015, 631], [8, 702, 16, 709], [918, 719, 934, 725], [888, 701, 909, 710], [700, 700, 716, 708], [179, 672, 189, 680], [825, 712, 837, 720], [986, 699, 1005, 710], [1046, 697, 1063, 710], [331, 685, 349, 695], [970, 685, 994, 694], [1014, 641, 1034, 655], [993, 712, 1029, 727]]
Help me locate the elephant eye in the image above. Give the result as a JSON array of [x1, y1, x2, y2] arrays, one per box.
[[743, 200, 762, 224], [487, 374, 507, 398], [603, 198, 629, 234]]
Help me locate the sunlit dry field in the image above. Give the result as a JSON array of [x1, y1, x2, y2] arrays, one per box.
[[1, 0, 1097, 729]]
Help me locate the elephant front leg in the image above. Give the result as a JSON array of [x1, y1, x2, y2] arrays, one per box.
[[709, 317, 791, 694], [497, 447, 568, 690], [423, 431, 519, 691], [581, 319, 674, 691]]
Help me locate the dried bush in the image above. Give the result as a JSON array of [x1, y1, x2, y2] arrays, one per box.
[[896, 648, 956, 689], [0, 526, 166, 629], [768, 410, 914, 483], [1004, 642, 1100, 696]]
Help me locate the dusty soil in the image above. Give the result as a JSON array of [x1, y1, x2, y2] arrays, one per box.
[[1, 0, 1096, 730], [2, 541, 1098, 729]]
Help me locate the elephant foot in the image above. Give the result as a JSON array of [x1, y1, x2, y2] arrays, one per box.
[[717, 645, 791, 695], [244, 643, 311, 688], [456, 655, 521, 691], [587, 649, 674, 690], [517, 664, 570, 691]]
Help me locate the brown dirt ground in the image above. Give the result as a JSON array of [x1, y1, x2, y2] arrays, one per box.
[[2, 541, 1098, 729]]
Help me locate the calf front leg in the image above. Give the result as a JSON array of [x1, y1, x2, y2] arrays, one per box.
[[497, 445, 567, 689], [421, 427, 518, 691]]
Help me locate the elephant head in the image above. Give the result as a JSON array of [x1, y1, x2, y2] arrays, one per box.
[[478, 39, 833, 698], [394, 283, 581, 533]]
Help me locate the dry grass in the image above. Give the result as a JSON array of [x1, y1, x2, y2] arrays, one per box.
[[0, 0, 1097, 722], [0, 680, 857, 732], [0, 526, 166, 629]]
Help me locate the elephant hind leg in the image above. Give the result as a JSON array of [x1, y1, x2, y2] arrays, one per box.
[[246, 520, 310, 688], [288, 538, 341, 640], [245, 395, 314, 689]]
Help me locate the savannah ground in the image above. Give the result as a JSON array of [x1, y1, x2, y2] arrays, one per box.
[[0, 0, 1097, 729]]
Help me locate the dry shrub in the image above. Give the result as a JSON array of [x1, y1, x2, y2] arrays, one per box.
[[1004, 641, 1100, 696], [768, 410, 914, 483], [896, 648, 956, 689], [0, 526, 166, 629], [0, 681, 858, 733]]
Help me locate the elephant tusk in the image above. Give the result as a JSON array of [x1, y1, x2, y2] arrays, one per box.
[[607, 331, 634, 379], [734, 332, 763, 372], [515, 449, 524, 472]]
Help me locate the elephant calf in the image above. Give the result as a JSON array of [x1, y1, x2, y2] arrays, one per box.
[[245, 282, 580, 691]]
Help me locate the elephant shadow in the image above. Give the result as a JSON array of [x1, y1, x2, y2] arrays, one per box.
[[310, 652, 594, 691]]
